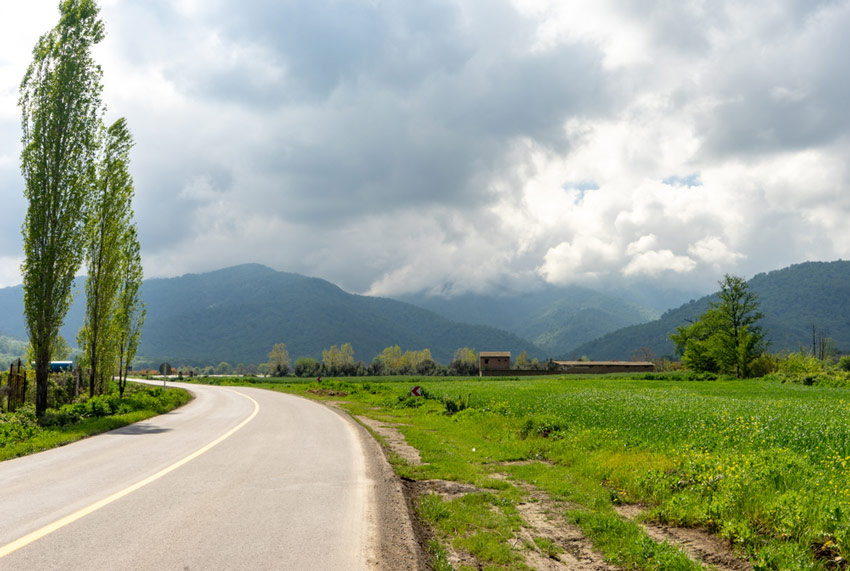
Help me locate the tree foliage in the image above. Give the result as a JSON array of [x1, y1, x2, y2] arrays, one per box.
[[449, 347, 478, 376], [78, 117, 137, 397], [115, 225, 145, 397], [671, 274, 766, 377], [19, 0, 105, 416], [322, 343, 355, 369], [373, 345, 434, 374], [294, 357, 320, 378], [267, 342, 290, 376]]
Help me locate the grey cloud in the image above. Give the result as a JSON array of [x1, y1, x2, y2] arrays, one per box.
[[695, 2, 850, 158], [160, 0, 617, 230]]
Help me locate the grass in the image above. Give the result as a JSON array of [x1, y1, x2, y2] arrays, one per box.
[[177, 374, 850, 569], [0, 383, 192, 461]]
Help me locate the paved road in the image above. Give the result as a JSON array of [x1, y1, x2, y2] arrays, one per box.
[[0, 381, 380, 570]]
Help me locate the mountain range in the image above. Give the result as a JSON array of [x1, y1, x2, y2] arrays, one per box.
[[2, 260, 847, 367], [0, 265, 540, 366], [397, 286, 659, 356], [572, 260, 850, 359]]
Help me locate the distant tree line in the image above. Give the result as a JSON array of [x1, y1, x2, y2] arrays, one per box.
[[144, 344, 487, 378]]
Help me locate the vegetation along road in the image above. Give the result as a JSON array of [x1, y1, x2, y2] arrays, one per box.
[[0, 381, 421, 570]]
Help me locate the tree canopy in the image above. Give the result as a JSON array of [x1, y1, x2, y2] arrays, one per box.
[[671, 274, 766, 377], [19, 0, 105, 415]]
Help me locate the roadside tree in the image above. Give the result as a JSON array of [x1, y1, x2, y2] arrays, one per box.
[[78, 118, 137, 397], [20, 0, 105, 416], [115, 225, 145, 397]]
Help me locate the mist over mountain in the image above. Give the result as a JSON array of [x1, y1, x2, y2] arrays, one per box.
[[396, 285, 660, 357], [572, 260, 850, 360]]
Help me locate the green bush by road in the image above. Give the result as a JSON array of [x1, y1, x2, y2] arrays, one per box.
[[0, 383, 191, 461]]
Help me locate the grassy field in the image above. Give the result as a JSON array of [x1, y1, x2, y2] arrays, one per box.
[[197, 373, 850, 570]]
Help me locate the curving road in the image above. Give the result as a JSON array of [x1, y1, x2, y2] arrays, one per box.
[[0, 381, 417, 570]]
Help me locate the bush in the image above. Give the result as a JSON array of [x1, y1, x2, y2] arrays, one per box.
[[0, 404, 39, 445], [838, 356, 850, 372], [778, 352, 823, 375], [748, 353, 779, 377], [519, 415, 568, 439]]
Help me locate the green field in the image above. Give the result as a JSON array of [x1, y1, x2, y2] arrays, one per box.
[[215, 373, 850, 570]]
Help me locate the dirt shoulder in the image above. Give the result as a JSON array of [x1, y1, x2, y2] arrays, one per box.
[[325, 403, 429, 571]]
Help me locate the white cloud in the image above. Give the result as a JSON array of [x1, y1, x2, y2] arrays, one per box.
[[626, 234, 658, 256], [0, 257, 23, 288], [622, 250, 696, 277], [688, 237, 746, 266], [1, 0, 850, 301], [538, 236, 620, 284]]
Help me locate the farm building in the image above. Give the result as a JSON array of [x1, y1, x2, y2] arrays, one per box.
[[553, 360, 655, 374], [479, 351, 656, 376], [479, 351, 511, 375]]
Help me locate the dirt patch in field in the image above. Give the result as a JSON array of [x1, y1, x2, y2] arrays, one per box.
[[510, 479, 620, 571], [307, 388, 350, 396], [615, 505, 752, 571], [417, 479, 483, 501], [355, 415, 423, 466]]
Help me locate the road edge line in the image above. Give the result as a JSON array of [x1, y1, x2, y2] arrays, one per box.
[[0, 387, 259, 559]]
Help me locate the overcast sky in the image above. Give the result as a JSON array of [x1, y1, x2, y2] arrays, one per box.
[[1, 0, 848, 299]]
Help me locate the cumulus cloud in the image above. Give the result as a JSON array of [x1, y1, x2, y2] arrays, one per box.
[[0, 0, 848, 300]]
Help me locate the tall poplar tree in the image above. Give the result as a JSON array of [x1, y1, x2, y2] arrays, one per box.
[[115, 225, 145, 397], [78, 118, 135, 396], [19, 0, 105, 416]]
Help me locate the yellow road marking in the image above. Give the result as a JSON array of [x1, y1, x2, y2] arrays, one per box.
[[0, 387, 260, 558]]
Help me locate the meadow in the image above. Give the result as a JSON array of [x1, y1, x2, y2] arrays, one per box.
[[234, 373, 850, 570]]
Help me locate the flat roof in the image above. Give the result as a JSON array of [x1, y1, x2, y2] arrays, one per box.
[[554, 361, 654, 366], [480, 351, 511, 357]]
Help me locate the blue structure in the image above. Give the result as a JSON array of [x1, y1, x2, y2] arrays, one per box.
[[49, 361, 74, 372]]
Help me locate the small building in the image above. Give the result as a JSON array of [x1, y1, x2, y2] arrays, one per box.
[[553, 360, 655, 374], [479, 351, 511, 375]]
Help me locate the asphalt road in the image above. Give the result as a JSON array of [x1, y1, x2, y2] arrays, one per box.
[[0, 381, 387, 570]]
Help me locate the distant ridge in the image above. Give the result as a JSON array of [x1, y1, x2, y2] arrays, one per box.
[[0, 264, 541, 366], [572, 260, 850, 359]]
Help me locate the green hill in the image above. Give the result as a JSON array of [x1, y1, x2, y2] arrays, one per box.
[[398, 286, 658, 356], [0, 264, 541, 366], [572, 260, 850, 360]]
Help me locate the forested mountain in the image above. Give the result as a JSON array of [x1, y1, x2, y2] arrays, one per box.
[[0, 264, 540, 366], [397, 286, 659, 356], [572, 260, 850, 360]]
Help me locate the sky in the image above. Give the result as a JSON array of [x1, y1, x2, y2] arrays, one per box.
[[1, 0, 849, 301]]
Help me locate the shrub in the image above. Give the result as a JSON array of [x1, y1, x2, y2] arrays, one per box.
[[778, 352, 823, 375], [838, 356, 850, 372], [519, 415, 568, 439], [748, 353, 779, 377]]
